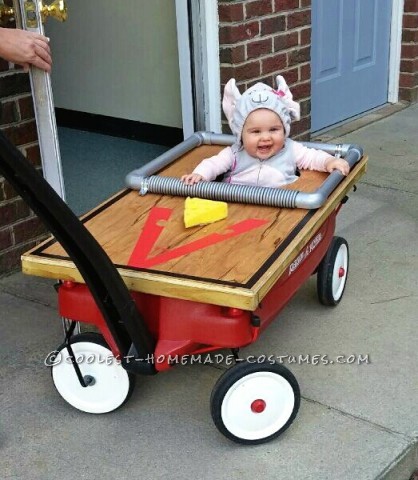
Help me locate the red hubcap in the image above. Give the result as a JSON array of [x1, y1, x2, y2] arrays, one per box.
[[338, 267, 345, 278], [251, 399, 266, 413]]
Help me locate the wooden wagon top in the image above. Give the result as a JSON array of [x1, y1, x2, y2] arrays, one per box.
[[21, 145, 367, 310]]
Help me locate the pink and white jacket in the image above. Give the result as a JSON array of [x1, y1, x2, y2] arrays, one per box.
[[193, 138, 331, 188]]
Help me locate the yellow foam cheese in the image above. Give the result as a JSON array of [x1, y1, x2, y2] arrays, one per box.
[[184, 197, 228, 228]]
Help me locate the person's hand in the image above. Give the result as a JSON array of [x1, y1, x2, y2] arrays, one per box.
[[0, 27, 52, 73], [181, 173, 204, 185], [325, 157, 350, 176]]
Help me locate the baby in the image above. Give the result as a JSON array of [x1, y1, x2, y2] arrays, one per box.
[[181, 76, 349, 187]]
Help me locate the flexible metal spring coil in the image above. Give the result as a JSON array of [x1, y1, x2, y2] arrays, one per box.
[[141, 176, 300, 208]]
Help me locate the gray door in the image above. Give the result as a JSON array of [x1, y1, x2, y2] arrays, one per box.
[[311, 0, 392, 131]]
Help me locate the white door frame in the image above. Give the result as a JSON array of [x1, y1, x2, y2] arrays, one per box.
[[15, 0, 66, 199], [176, 0, 222, 136], [198, 0, 222, 133], [175, 0, 195, 138], [388, 0, 404, 103], [188, 0, 222, 134]]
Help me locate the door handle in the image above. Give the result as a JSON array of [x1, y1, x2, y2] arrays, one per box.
[[0, 6, 15, 25], [0, 0, 67, 27], [40, 0, 67, 23]]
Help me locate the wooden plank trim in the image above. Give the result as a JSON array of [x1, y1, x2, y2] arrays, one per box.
[[21, 255, 258, 310]]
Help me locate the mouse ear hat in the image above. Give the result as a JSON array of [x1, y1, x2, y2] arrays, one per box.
[[222, 75, 300, 142]]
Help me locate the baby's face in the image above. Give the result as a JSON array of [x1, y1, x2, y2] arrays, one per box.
[[241, 109, 285, 160]]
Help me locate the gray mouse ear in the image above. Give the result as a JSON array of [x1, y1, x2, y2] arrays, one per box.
[[275, 75, 301, 121], [222, 79, 241, 128]]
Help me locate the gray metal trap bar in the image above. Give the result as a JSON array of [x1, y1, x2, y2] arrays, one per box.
[[125, 132, 363, 209]]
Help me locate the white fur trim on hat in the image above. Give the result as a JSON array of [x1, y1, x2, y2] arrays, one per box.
[[222, 75, 300, 143]]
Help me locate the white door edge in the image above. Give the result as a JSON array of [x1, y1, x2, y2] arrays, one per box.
[[199, 0, 222, 133], [16, 0, 66, 199], [29, 70, 66, 199], [175, 0, 195, 139], [388, 0, 404, 103]]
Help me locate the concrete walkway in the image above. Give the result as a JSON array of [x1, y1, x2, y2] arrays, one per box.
[[1, 105, 417, 480]]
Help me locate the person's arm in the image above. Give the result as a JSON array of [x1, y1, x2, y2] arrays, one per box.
[[293, 141, 349, 175], [0, 27, 52, 72], [181, 147, 234, 185]]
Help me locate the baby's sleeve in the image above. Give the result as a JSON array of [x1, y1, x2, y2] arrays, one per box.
[[193, 147, 234, 181], [293, 141, 332, 172]]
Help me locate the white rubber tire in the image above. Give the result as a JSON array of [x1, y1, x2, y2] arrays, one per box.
[[332, 242, 348, 301], [317, 236, 349, 306], [51, 334, 134, 414], [211, 361, 300, 444]]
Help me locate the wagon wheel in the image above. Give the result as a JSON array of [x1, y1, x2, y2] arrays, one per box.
[[51, 333, 135, 413], [210, 361, 300, 445], [317, 236, 349, 306]]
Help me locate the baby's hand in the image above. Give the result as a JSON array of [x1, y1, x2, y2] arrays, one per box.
[[181, 173, 204, 185], [325, 157, 350, 176]]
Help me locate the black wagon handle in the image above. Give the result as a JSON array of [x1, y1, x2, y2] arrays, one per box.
[[0, 131, 156, 375]]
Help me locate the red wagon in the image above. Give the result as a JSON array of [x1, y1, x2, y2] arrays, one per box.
[[1, 131, 367, 444]]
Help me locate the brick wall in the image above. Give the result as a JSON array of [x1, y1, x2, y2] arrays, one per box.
[[218, 0, 312, 140], [400, 0, 418, 102], [0, 20, 46, 273]]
